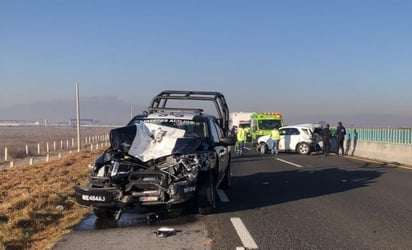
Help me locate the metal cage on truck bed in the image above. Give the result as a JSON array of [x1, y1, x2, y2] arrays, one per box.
[[148, 90, 230, 135]]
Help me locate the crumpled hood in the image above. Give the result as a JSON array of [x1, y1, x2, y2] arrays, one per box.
[[110, 123, 203, 162]]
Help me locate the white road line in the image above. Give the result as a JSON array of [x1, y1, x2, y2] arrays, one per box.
[[230, 217, 259, 249], [217, 189, 230, 202], [276, 158, 304, 168]]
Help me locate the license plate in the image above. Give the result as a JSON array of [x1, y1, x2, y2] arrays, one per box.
[[75, 185, 114, 206], [81, 194, 108, 202]]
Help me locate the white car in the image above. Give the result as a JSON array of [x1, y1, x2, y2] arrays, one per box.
[[256, 124, 323, 155]]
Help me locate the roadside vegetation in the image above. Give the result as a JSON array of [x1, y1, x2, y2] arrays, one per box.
[[0, 150, 101, 250]]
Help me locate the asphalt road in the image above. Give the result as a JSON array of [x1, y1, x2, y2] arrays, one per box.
[[54, 147, 412, 250]]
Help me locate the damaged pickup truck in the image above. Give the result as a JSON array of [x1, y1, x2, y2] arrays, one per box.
[[74, 91, 235, 220]]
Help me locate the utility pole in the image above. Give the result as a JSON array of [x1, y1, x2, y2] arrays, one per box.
[[76, 82, 81, 152], [130, 104, 133, 119]]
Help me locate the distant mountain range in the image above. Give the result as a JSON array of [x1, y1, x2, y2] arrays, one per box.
[[1, 97, 410, 128], [0, 96, 147, 125]]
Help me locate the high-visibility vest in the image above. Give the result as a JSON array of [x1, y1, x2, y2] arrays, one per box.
[[237, 128, 246, 142], [271, 129, 280, 140]]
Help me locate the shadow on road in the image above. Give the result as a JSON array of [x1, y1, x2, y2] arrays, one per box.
[[220, 157, 383, 213], [74, 151, 384, 230], [74, 205, 199, 231]]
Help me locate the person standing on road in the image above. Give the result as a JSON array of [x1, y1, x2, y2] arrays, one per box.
[[230, 126, 237, 137], [336, 121, 347, 156], [236, 126, 246, 156], [270, 127, 280, 155], [321, 124, 331, 156]]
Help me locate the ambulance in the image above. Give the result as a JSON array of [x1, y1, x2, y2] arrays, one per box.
[[250, 112, 284, 144]]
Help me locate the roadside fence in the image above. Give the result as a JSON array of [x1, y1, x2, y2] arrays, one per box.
[[1, 134, 110, 168], [346, 128, 412, 145]]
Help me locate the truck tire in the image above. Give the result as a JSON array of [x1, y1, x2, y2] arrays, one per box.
[[219, 163, 231, 190], [197, 171, 216, 215]]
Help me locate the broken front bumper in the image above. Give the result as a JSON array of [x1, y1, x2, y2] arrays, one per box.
[[74, 185, 125, 208]]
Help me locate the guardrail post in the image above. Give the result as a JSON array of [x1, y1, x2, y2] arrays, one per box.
[[5, 147, 8, 162], [38, 143, 40, 155], [26, 144, 29, 156]]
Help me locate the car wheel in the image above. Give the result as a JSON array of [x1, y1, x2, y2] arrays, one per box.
[[197, 171, 216, 215], [296, 142, 310, 155], [219, 163, 231, 190], [259, 142, 267, 154], [93, 207, 118, 219]]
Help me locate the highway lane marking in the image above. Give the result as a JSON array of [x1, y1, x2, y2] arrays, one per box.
[[230, 217, 259, 250], [276, 158, 304, 168], [217, 189, 230, 202]]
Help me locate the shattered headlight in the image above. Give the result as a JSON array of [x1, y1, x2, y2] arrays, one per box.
[[158, 153, 209, 181]]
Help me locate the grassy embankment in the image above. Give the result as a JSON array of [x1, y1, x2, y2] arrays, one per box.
[[0, 150, 101, 250]]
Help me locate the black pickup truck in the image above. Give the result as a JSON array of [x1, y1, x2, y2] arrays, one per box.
[[74, 90, 235, 220]]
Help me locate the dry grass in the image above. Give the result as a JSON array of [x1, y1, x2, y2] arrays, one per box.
[[0, 150, 102, 250]]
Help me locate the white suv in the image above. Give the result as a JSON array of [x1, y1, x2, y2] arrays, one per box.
[[256, 124, 323, 155]]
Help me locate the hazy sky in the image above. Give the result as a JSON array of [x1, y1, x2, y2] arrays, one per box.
[[1, 1, 411, 126]]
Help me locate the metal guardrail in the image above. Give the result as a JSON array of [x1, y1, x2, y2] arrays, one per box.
[[346, 128, 412, 145]]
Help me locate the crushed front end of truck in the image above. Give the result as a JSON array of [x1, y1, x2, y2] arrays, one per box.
[[74, 123, 211, 219]]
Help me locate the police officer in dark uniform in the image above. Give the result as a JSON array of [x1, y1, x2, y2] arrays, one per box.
[[321, 124, 331, 156], [336, 121, 346, 156]]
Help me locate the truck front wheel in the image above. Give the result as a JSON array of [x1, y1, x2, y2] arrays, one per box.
[[197, 171, 216, 215]]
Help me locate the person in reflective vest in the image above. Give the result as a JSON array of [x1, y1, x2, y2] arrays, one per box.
[[270, 128, 280, 155], [236, 127, 246, 156]]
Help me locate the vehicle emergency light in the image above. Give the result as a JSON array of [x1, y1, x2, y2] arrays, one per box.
[[259, 112, 282, 119]]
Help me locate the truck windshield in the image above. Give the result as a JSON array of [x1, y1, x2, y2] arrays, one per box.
[[258, 120, 282, 130], [143, 119, 207, 138]]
